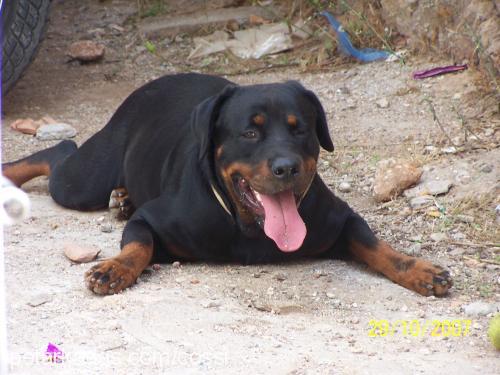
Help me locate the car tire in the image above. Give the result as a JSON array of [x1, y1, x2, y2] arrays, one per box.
[[1, 0, 51, 94]]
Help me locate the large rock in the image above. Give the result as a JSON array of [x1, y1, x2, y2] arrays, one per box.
[[67, 40, 105, 62], [373, 159, 422, 202], [36, 123, 77, 140]]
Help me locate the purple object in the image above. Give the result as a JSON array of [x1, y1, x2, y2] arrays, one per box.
[[45, 342, 64, 363], [412, 64, 467, 79]]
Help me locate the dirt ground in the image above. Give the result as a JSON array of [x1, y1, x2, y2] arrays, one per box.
[[2, 1, 499, 374]]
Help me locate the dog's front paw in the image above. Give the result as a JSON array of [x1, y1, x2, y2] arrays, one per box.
[[406, 261, 453, 297], [84, 259, 137, 295]]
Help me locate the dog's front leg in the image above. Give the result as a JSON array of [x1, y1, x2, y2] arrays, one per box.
[[342, 213, 453, 297], [85, 219, 154, 295]]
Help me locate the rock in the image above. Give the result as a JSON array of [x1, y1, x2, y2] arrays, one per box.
[[63, 243, 100, 263], [425, 180, 453, 195], [454, 214, 474, 224], [27, 293, 53, 307], [36, 123, 77, 140], [424, 145, 437, 154], [67, 40, 105, 62], [406, 242, 421, 255], [202, 300, 221, 308], [100, 224, 113, 233], [338, 181, 352, 193], [373, 159, 422, 202], [376, 97, 390, 108], [480, 164, 493, 173], [273, 273, 287, 281], [326, 292, 335, 299], [430, 232, 448, 242], [10, 118, 40, 135], [463, 301, 496, 317], [404, 180, 453, 198], [441, 146, 457, 154], [409, 195, 434, 209], [172, 261, 181, 268]]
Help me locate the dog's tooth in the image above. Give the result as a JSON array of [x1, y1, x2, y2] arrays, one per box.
[[254, 191, 262, 202]]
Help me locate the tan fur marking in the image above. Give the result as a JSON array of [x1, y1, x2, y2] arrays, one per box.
[[216, 146, 224, 160], [253, 114, 265, 126], [2, 161, 50, 187]]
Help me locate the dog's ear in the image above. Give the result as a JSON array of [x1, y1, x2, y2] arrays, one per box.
[[286, 81, 334, 152], [191, 85, 237, 161]]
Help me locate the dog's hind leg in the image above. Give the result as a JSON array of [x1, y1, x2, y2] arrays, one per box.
[[3, 129, 124, 211], [2, 140, 77, 187]]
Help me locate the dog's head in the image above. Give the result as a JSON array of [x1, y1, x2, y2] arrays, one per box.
[[192, 81, 333, 252]]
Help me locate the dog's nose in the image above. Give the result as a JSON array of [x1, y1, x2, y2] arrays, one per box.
[[271, 157, 300, 179]]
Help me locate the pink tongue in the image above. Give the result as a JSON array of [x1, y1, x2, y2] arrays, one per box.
[[259, 190, 306, 252]]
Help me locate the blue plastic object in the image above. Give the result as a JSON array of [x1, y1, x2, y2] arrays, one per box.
[[321, 11, 390, 62]]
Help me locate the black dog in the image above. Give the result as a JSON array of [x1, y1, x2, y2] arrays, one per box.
[[3, 73, 452, 296]]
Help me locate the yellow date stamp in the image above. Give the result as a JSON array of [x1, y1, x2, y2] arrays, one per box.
[[368, 319, 472, 337]]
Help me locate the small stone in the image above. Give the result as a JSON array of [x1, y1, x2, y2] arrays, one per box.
[[338, 182, 352, 193], [484, 128, 494, 137], [373, 159, 422, 202], [10, 118, 40, 135], [27, 293, 53, 307], [67, 40, 105, 62], [273, 273, 287, 281], [63, 243, 100, 263], [100, 224, 113, 233], [202, 300, 220, 308], [452, 93, 461, 100], [406, 242, 421, 255], [152, 264, 161, 271], [462, 301, 496, 316], [449, 248, 466, 256], [480, 164, 493, 173], [376, 97, 390, 108], [430, 232, 447, 242], [441, 146, 457, 154], [36, 123, 77, 141], [336, 86, 350, 95], [172, 261, 181, 268], [409, 195, 434, 209], [455, 214, 474, 224], [326, 292, 335, 299], [424, 145, 437, 154]]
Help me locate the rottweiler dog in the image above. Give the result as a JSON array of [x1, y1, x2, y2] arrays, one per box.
[[3, 73, 452, 296]]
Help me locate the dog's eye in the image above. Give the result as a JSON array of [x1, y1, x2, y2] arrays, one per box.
[[242, 130, 258, 139]]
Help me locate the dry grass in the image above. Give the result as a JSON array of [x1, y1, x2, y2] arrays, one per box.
[[445, 191, 500, 244]]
